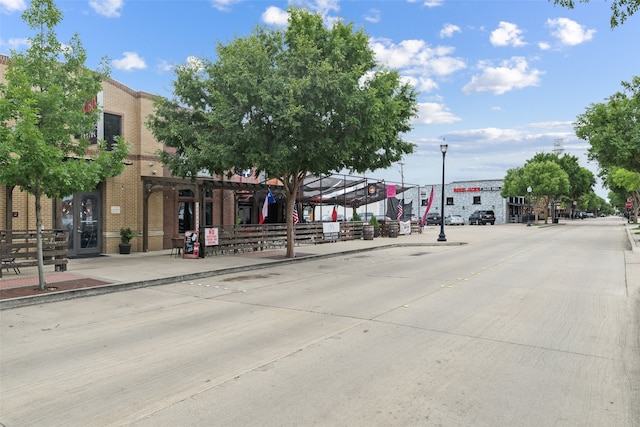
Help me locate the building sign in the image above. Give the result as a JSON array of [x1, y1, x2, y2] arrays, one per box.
[[454, 186, 501, 192]]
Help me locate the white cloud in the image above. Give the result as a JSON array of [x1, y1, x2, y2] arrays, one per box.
[[311, 0, 340, 15], [210, 0, 241, 12], [538, 41, 551, 50], [439, 23, 461, 38], [155, 60, 173, 73], [89, 0, 124, 18], [262, 6, 289, 26], [490, 21, 526, 47], [403, 75, 438, 93], [112, 52, 146, 71], [413, 102, 461, 125], [184, 56, 205, 72], [547, 17, 595, 46], [423, 0, 443, 7], [0, 0, 25, 14], [462, 57, 543, 95], [364, 8, 381, 23], [370, 38, 466, 77], [0, 37, 28, 51]]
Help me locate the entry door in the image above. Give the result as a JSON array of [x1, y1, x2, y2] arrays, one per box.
[[61, 192, 101, 257]]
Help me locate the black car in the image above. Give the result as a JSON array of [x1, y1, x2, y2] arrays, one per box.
[[469, 210, 495, 225], [425, 212, 441, 225]]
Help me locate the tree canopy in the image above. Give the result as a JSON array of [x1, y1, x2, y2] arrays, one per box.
[[551, 0, 640, 28], [502, 160, 570, 200], [525, 153, 595, 202], [148, 8, 418, 257], [574, 76, 640, 219], [0, 0, 129, 288], [575, 76, 640, 173]]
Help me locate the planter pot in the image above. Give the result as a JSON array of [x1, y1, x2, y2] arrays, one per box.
[[373, 227, 380, 237], [119, 243, 131, 254]]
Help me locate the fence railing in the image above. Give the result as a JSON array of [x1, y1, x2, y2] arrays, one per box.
[[199, 220, 421, 256]]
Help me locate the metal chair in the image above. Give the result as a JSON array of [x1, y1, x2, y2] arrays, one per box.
[[170, 237, 184, 258], [1, 246, 21, 277]]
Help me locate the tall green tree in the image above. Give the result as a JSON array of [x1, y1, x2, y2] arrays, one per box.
[[502, 160, 570, 222], [574, 76, 640, 174], [526, 153, 595, 203], [0, 0, 129, 289], [148, 8, 418, 258], [551, 0, 640, 28], [611, 168, 640, 221]]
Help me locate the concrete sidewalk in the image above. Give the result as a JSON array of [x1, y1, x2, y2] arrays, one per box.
[[1, 229, 464, 309]]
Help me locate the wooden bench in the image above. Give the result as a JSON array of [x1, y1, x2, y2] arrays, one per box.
[[0, 230, 69, 278]]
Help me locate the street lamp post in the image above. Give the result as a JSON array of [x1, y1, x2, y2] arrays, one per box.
[[527, 186, 532, 227], [437, 143, 448, 242]]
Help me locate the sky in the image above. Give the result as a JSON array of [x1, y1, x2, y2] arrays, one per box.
[[1, 0, 639, 199]]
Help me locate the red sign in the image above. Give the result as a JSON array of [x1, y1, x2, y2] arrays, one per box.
[[626, 201, 632, 208]]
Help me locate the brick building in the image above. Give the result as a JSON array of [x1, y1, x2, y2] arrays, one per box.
[[1, 54, 275, 255]]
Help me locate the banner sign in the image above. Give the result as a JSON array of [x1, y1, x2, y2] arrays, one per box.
[[204, 228, 219, 246], [367, 183, 377, 197], [386, 185, 396, 198], [322, 222, 340, 241], [183, 230, 200, 259], [399, 220, 411, 235]]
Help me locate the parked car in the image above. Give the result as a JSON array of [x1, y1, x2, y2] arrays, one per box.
[[469, 210, 495, 225], [425, 212, 441, 225], [445, 214, 465, 226]]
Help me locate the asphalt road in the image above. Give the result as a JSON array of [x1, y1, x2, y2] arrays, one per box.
[[1, 219, 639, 426]]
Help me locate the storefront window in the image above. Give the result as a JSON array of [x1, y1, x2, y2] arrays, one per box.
[[104, 113, 121, 150]]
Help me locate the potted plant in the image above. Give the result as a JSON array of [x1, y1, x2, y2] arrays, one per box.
[[369, 215, 381, 237], [119, 227, 136, 254]]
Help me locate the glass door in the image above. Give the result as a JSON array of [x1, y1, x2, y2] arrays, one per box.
[[61, 192, 101, 257]]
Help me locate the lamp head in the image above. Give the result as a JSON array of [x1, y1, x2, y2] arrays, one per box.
[[527, 186, 532, 193], [440, 144, 448, 154]]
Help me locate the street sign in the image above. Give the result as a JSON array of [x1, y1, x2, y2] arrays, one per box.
[[625, 201, 632, 208]]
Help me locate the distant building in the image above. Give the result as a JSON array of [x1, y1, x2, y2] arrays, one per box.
[[420, 179, 529, 224]]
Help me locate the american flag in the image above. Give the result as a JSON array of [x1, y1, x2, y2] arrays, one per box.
[[397, 202, 403, 220], [293, 205, 299, 224]]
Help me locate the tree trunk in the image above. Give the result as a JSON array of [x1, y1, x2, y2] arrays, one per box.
[[285, 192, 295, 258], [35, 180, 47, 290], [284, 173, 305, 259]]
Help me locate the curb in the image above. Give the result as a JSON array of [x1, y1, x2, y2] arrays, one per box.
[[626, 223, 640, 254], [0, 242, 466, 310]]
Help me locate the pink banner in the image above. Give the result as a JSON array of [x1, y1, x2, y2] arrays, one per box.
[[386, 185, 396, 198]]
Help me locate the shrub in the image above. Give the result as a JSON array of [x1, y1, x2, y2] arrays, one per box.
[[120, 227, 136, 244]]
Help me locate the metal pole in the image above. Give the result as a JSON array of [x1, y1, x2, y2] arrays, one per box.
[[399, 161, 404, 221], [527, 186, 532, 227], [438, 143, 448, 242]]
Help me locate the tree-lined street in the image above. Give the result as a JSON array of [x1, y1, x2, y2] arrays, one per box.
[[1, 219, 639, 426]]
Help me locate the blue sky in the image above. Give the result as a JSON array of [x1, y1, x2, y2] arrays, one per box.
[[2, 0, 639, 199]]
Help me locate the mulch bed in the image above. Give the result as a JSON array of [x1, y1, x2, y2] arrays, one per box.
[[0, 278, 110, 300]]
